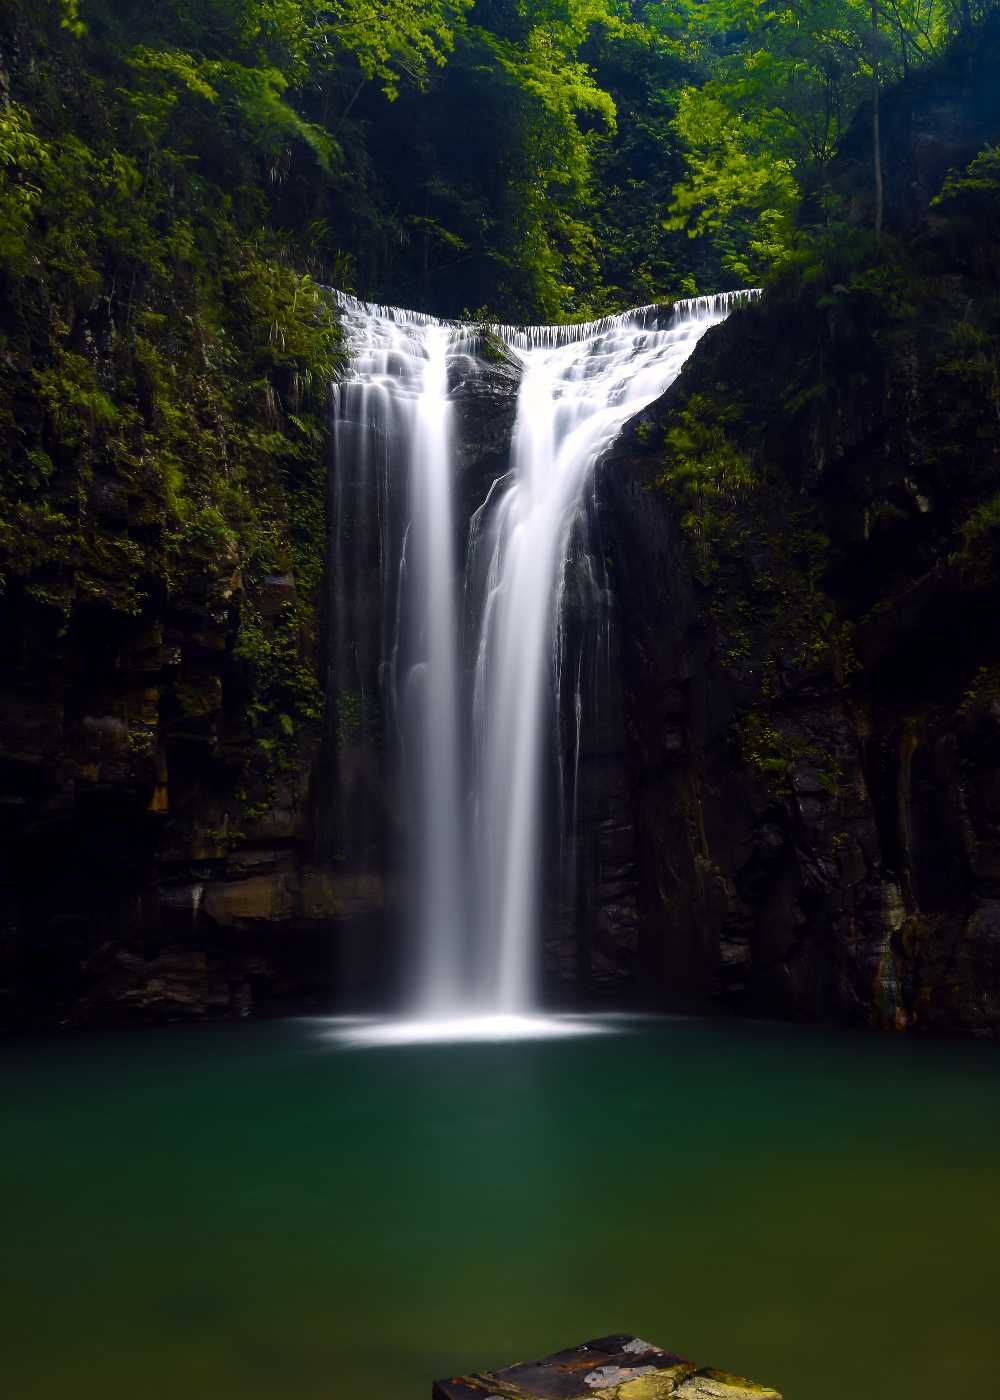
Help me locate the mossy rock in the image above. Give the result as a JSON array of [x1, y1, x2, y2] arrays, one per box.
[[433, 1336, 781, 1400], [467, 326, 522, 373], [673, 1372, 782, 1399]]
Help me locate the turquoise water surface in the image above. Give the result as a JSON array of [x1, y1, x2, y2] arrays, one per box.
[[2, 1015, 998, 1398]]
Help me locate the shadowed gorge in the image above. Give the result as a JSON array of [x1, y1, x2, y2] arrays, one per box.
[[1, 5, 1000, 1397], [2, 1, 999, 1034]]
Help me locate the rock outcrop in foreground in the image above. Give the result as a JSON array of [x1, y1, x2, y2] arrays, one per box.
[[433, 1335, 781, 1400]]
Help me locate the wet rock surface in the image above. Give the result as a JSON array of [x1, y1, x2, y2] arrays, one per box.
[[599, 381, 1000, 1032], [593, 29, 1000, 1034], [433, 1335, 781, 1400]]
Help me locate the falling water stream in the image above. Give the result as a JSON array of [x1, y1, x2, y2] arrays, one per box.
[[333, 294, 751, 1036]]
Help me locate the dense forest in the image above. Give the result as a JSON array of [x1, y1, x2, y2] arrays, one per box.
[[4, 0, 998, 325], [2, 0, 996, 640]]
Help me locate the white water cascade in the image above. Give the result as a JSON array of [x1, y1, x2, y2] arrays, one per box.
[[332, 293, 751, 1040], [332, 304, 468, 1013]]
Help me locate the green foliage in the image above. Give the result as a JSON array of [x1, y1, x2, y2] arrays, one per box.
[[127, 47, 338, 169], [651, 287, 870, 693], [657, 396, 756, 578], [739, 711, 799, 795], [661, 0, 993, 279], [739, 709, 843, 799], [236, 602, 323, 738], [35, 352, 121, 447], [434, 0, 624, 318], [936, 145, 1000, 205], [960, 663, 1000, 713], [665, 87, 800, 281], [0, 0, 348, 821], [0, 104, 50, 271], [334, 0, 471, 98], [57, 0, 87, 38], [3, 0, 996, 329], [955, 492, 1000, 579], [932, 144, 1000, 278]]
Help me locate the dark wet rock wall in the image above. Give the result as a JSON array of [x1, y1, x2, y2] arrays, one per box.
[[592, 31, 1000, 1033]]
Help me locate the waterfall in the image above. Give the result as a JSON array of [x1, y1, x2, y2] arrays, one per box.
[[333, 292, 751, 1031], [332, 300, 467, 1011]]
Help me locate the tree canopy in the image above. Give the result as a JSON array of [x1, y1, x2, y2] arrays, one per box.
[[4, 0, 998, 321]]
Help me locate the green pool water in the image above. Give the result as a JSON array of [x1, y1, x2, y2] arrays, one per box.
[[2, 1014, 998, 1398]]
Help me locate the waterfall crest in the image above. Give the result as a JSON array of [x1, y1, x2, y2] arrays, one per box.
[[333, 292, 752, 1022]]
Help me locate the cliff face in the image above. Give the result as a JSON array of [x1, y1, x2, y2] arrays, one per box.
[[4, 10, 1000, 1034], [0, 10, 354, 1027], [0, 541, 344, 1029], [596, 29, 1000, 1033]]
